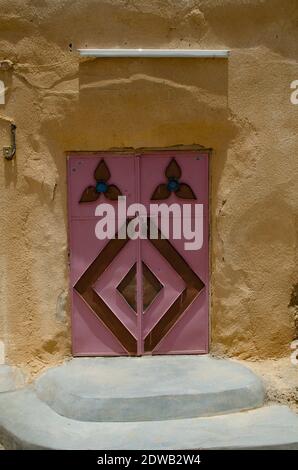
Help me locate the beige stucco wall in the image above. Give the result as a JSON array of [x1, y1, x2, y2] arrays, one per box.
[[0, 0, 297, 376]]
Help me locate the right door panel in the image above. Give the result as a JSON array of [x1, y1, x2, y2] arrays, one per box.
[[139, 151, 209, 355]]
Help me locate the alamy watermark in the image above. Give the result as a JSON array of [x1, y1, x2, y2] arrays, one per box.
[[290, 340, 298, 365], [94, 196, 204, 251], [0, 80, 5, 104], [290, 80, 298, 105]]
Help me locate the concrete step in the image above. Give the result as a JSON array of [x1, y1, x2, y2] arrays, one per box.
[[0, 389, 297, 449], [35, 356, 265, 421]]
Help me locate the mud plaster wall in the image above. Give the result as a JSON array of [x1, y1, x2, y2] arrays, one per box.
[[0, 0, 297, 376]]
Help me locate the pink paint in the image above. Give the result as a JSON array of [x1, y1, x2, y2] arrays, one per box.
[[68, 151, 209, 356]]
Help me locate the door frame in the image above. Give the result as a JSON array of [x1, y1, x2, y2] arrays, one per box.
[[66, 146, 212, 355]]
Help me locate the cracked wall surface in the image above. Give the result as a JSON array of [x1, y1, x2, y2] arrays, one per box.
[[0, 0, 297, 376]]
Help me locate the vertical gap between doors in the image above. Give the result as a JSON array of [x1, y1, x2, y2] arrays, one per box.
[[135, 155, 143, 355]]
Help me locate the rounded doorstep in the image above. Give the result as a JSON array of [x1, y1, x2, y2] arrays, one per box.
[[35, 355, 265, 422]]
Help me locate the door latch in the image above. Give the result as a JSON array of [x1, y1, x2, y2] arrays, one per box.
[[3, 123, 16, 160]]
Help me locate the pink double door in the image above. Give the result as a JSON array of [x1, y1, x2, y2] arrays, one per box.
[[68, 151, 209, 356]]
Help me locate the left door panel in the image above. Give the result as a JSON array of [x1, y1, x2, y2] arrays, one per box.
[[68, 154, 137, 356]]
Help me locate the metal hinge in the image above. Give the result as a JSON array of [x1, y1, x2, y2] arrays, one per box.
[[3, 123, 16, 160]]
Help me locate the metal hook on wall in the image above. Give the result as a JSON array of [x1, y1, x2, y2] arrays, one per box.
[[3, 123, 16, 160]]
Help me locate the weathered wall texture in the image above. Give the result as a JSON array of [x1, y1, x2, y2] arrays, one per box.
[[0, 0, 297, 376]]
